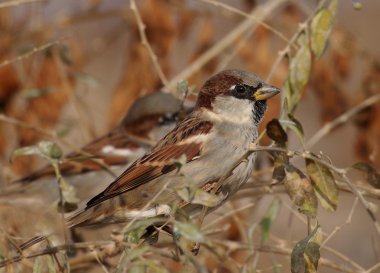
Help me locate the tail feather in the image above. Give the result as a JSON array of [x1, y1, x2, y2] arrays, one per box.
[[66, 197, 124, 228], [66, 205, 104, 228]]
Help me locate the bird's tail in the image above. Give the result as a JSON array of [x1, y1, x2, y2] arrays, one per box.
[[66, 197, 123, 228], [66, 205, 103, 228]]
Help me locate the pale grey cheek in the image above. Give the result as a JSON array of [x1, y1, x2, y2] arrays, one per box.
[[211, 96, 255, 125]]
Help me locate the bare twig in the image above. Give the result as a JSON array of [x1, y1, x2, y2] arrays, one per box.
[[0, 0, 45, 9], [250, 145, 380, 236], [320, 197, 358, 247], [306, 93, 380, 148], [0, 41, 61, 69], [162, 0, 287, 94], [266, 0, 329, 82], [0, 113, 118, 178], [199, 0, 291, 45], [130, 0, 168, 86]]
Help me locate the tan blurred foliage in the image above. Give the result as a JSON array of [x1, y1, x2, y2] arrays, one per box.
[[108, 0, 176, 126]]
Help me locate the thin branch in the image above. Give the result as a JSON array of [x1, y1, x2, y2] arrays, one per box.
[[366, 262, 380, 273], [162, 0, 287, 94], [199, 0, 291, 45], [341, 174, 380, 235], [320, 197, 358, 247], [306, 93, 380, 148], [250, 145, 380, 236], [0, 113, 118, 178], [266, 0, 329, 82], [0, 41, 61, 69], [0, 0, 45, 9], [130, 0, 168, 86]]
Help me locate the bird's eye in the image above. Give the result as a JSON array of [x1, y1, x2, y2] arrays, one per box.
[[235, 84, 246, 94]]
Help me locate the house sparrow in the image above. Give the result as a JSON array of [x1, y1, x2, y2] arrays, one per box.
[[67, 70, 279, 228], [9, 92, 188, 201]]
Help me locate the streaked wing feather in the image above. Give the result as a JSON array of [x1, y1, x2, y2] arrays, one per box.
[[85, 116, 212, 208]]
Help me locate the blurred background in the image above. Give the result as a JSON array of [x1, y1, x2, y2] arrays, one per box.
[[0, 0, 379, 272]]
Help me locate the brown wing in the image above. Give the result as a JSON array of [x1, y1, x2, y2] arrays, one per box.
[[85, 116, 213, 208], [15, 127, 142, 184]]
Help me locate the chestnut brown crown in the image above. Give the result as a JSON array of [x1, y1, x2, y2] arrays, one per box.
[[196, 69, 280, 109]]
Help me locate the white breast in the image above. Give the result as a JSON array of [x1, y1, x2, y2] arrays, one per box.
[[180, 96, 258, 190]]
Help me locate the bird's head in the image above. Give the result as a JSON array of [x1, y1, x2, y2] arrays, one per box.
[[196, 69, 280, 124]]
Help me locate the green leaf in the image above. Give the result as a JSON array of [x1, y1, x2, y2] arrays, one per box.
[[11, 141, 62, 161], [260, 198, 281, 242], [289, 34, 312, 112], [306, 159, 338, 211], [22, 88, 52, 99], [291, 224, 322, 273], [11, 145, 40, 161], [177, 80, 189, 94], [33, 256, 44, 273], [329, 0, 338, 16], [279, 114, 305, 144], [351, 162, 380, 189], [75, 72, 99, 87], [115, 247, 150, 273], [46, 256, 57, 273], [124, 216, 166, 243], [266, 119, 288, 145], [310, 8, 334, 58], [127, 226, 150, 244], [174, 220, 204, 243], [284, 165, 318, 217], [176, 187, 222, 207], [38, 141, 63, 160]]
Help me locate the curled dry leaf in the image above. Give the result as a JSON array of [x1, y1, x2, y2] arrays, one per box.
[[11, 141, 62, 162], [279, 113, 305, 144], [284, 165, 318, 218], [266, 118, 288, 145], [291, 224, 322, 273], [288, 33, 312, 112], [176, 187, 222, 207], [174, 220, 204, 243], [124, 216, 167, 244], [306, 158, 338, 212], [352, 162, 380, 189]]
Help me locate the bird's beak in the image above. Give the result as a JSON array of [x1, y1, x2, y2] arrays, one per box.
[[253, 85, 280, 101]]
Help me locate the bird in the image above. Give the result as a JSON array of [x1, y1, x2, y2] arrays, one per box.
[[8, 92, 189, 202], [67, 69, 280, 228]]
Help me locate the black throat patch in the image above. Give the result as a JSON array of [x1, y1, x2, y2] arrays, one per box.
[[253, 100, 267, 124]]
